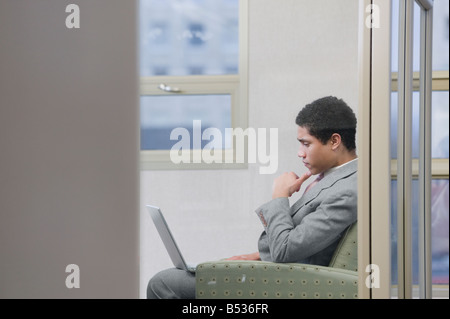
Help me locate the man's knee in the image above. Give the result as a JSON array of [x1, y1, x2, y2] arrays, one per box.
[[146, 268, 196, 299], [147, 273, 163, 299]]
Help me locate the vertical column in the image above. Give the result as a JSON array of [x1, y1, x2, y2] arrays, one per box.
[[358, 0, 393, 299], [357, 0, 373, 300], [370, 0, 393, 299], [397, 0, 414, 299], [418, 6, 433, 299]]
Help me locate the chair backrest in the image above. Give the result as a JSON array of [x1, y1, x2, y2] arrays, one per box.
[[328, 222, 358, 272]]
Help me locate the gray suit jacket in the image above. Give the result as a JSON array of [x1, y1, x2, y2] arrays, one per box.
[[256, 159, 357, 266]]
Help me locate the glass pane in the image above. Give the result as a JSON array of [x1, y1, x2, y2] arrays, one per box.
[[413, 1, 422, 72], [391, 179, 450, 286], [391, 91, 450, 159], [140, 94, 231, 150], [390, 178, 399, 291], [390, 91, 421, 159], [432, 91, 450, 158], [390, 0, 421, 72], [432, 0, 449, 71], [139, 0, 239, 76], [390, 92, 398, 158], [431, 179, 449, 284]]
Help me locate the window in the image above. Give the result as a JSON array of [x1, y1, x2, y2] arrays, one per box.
[[139, 0, 248, 170], [140, 94, 232, 150], [390, 0, 449, 297]]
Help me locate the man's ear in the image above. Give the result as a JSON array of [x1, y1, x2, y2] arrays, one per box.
[[330, 133, 342, 150]]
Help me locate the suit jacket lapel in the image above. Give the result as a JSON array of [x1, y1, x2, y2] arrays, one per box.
[[290, 159, 358, 216]]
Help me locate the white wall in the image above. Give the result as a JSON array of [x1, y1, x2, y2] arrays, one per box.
[[140, 0, 360, 298], [0, 0, 139, 298]]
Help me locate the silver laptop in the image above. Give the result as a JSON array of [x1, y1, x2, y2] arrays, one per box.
[[146, 205, 197, 273]]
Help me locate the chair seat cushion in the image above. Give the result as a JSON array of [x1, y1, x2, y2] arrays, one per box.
[[196, 260, 358, 299]]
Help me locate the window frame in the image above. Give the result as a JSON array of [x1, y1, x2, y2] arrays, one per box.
[[139, 0, 249, 171], [390, 0, 449, 298]]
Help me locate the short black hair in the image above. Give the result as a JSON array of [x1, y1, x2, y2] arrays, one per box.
[[295, 96, 357, 151]]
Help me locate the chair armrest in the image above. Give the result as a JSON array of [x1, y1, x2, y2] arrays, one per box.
[[196, 260, 358, 299]]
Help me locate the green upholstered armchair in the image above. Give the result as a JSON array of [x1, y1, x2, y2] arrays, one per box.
[[196, 222, 358, 299]]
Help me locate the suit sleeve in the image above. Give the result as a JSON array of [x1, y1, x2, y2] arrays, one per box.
[[255, 186, 357, 263]]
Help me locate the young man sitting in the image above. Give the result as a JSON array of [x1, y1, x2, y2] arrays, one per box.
[[147, 96, 358, 299]]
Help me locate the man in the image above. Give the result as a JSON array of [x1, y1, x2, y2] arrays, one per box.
[[228, 96, 357, 265], [147, 96, 357, 298]]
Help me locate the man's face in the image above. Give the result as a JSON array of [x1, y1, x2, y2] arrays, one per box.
[[297, 126, 335, 175]]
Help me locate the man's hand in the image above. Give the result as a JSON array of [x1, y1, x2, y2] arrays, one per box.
[[272, 171, 311, 199], [226, 252, 261, 261]]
